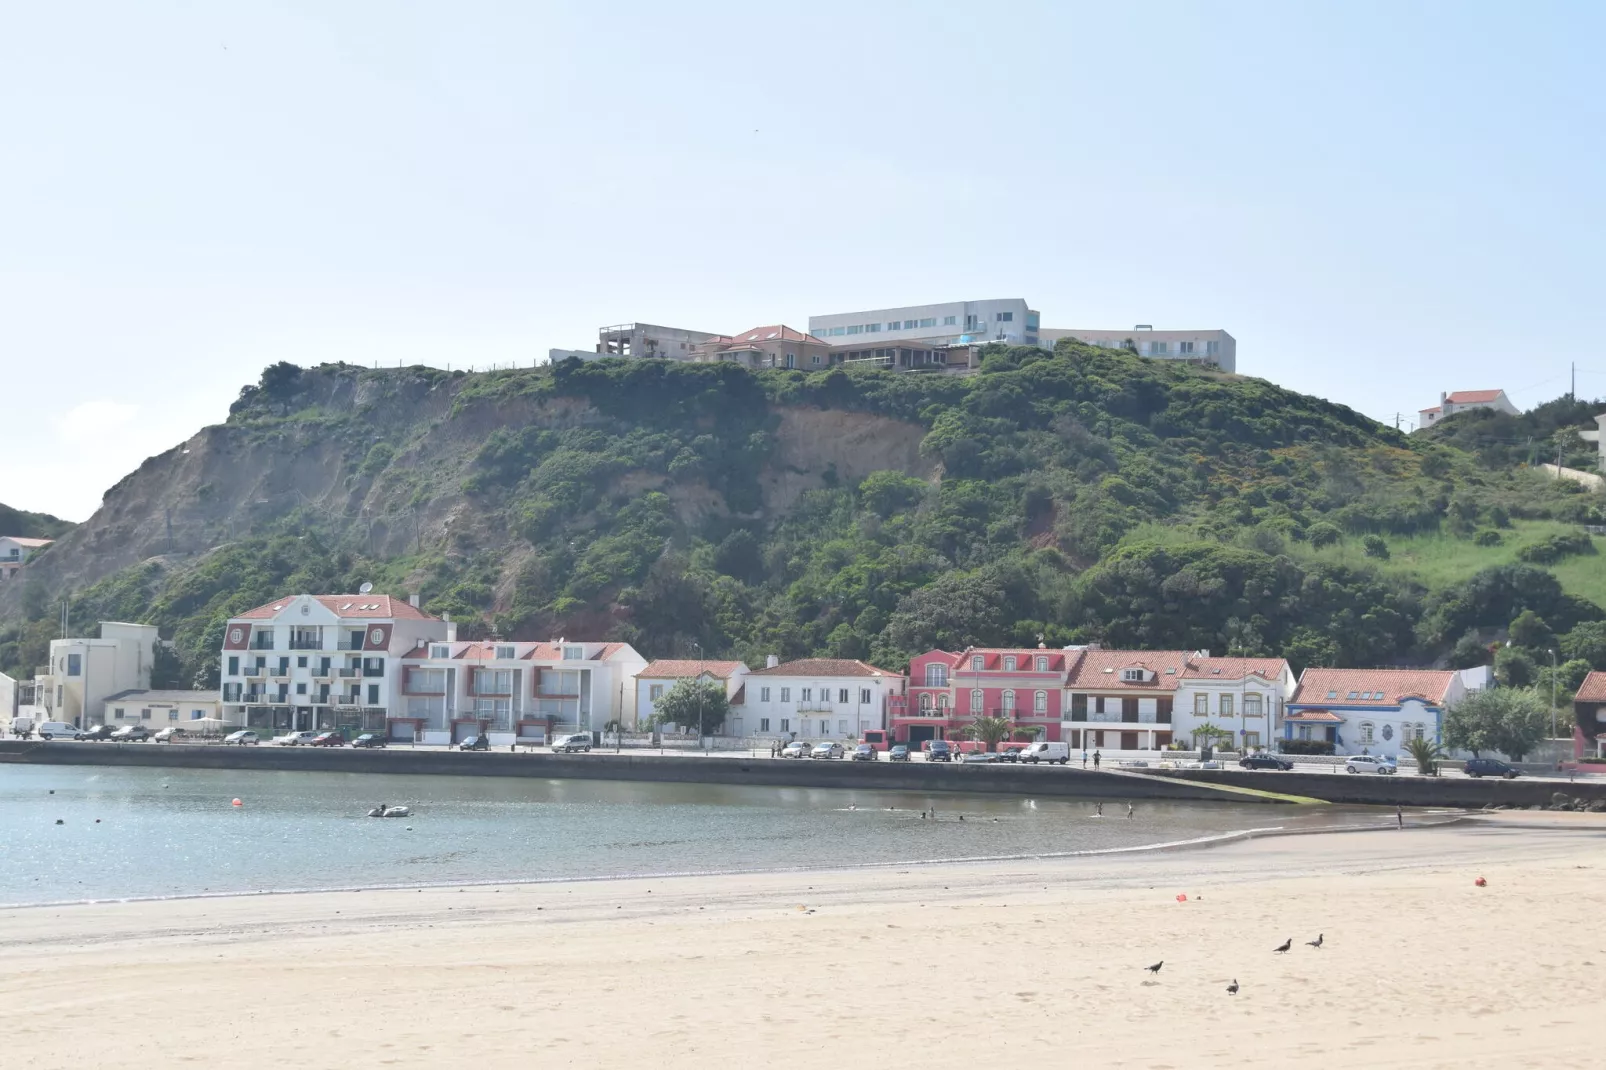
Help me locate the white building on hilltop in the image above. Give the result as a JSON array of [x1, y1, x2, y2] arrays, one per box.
[[1417, 389, 1517, 428], [808, 298, 1041, 349], [1036, 327, 1236, 373], [0, 536, 53, 582]]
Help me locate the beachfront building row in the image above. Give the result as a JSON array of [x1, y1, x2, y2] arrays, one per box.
[[629, 657, 908, 742]]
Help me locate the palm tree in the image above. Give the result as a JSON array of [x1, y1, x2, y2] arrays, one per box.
[[1405, 736, 1443, 776], [965, 715, 1015, 753]]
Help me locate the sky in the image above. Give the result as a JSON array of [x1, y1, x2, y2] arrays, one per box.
[[3, 0, 1603, 521]]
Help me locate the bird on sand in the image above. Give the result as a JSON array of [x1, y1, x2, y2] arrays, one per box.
[[1273, 938, 1292, 954], [1306, 933, 1324, 949], [1145, 960, 1163, 975], [1226, 979, 1239, 995]]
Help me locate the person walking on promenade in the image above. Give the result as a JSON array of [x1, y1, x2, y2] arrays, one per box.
[[1093, 750, 1101, 770], [1082, 750, 1088, 769], [1396, 804, 1404, 830]]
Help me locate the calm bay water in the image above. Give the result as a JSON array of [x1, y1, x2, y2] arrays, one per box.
[[2, 765, 1359, 906]]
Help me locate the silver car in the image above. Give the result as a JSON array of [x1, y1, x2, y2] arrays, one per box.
[[810, 741, 845, 760], [1345, 755, 1396, 775]]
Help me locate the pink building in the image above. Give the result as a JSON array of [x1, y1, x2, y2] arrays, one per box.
[[899, 647, 1071, 744]]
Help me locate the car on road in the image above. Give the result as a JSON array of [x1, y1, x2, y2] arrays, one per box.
[[224, 730, 260, 746], [1239, 754, 1294, 771], [851, 743, 878, 761], [552, 733, 593, 753], [310, 732, 347, 747], [111, 725, 151, 742], [927, 740, 955, 763], [350, 733, 386, 749], [1463, 757, 1520, 779], [888, 744, 911, 762], [810, 741, 846, 760], [1019, 741, 1070, 765], [36, 721, 83, 741], [153, 726, 188, 743], [458, 733, 491, 751], [780, 741, 810, 759], [1345, 754, 1396, 775], [83, 724, 118, 742], [273, 731, 320, 746], [958, 751, 1004, 764]]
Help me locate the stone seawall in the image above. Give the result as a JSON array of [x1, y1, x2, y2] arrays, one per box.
[[1151, 767, 1606, 809]]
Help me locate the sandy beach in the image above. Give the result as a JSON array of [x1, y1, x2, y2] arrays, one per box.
[[3, 813, 1604, 1069]]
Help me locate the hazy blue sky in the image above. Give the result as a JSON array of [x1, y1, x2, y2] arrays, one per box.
[[3, 1, 1603, 520]]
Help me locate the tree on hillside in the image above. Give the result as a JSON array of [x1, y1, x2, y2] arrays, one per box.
[[1444, 687, 1548, 761], [1506, 609, 1554, 651], [650, 678, 730, 737], [1560, 621, 1606, 670], [1494, 645, 1537, 687], [964, 715, 1016, 753], [1449, 630, 1492, 669], [877, 569, 1008, 660]]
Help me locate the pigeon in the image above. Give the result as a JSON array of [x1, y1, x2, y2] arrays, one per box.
[[1227, 979, 1239, 995], [1145, 961, 1163, 975], [1306, 933, 1323, 950], [1273, 938, 1292, 954]]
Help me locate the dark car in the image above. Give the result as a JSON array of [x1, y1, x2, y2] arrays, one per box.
[[1240, 754, 1293, 771], [459, 734, 491, 751], [110, 724, 151, 742], [997, 748, 1022, 763], [927, 740, 954, 763], [888, 744, 911, 762], [1464, 757, 1520, 779], [310, 732, 347, 747], [958, 750, 1004, 764], [851, 744, 878, 761], [351, 733, 387, 749], [83, 724, 118, 741]]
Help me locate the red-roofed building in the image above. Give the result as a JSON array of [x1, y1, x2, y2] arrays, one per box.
[[1573, 671, 1606, 757], [1418, 388, 1517, 428], [0, 535, 53, 582], [741, 657, 906, 742], [1285, 667, 1468, 757], [693, 325, 832, 371], [633, 659, 750, 732]]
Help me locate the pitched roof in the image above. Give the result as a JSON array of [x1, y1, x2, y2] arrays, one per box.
[[1291, 667, 1458, 707], [1064, 649, 1195, 690], [1, 536, 54, 547], [638, 659, 747, 680], [747, 658, 901, 678], [1283, 710, 1344, 723], [102, 689, 219, 704], [233, 595, 441, 621], [1182, 657, 1289, 682], [1419, 406, 1442, 415], [1446, 389, 1505, 403], [724, 324, 826, 346], [1575, 671, 1606, 704]]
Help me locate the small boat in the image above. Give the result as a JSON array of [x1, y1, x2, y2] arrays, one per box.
[[367, 804, 412, 818]]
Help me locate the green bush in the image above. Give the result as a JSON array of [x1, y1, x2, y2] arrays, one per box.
[[1280, 738, 1335, 755], [1473, 529, 1503, 547], [1362, 534, 1390, 559], [1516, 531, 1596, 565]]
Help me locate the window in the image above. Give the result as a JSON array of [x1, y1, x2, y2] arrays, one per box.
[[297, 656, 308, 668], [1243, 731, 1260, 749], [430, 645, 449, 658], [920, 693, 933, 711], [903, 320, 917, 329], [191, 710, 205, 719], [970, 688, 984, 711], [1121, 668, 1144, 682], [775, 687, 787, 702], [363, 657, 384, 678], [1004, 656, 1017, 671], [828, 326, 846, 337], [649, 684, 665, 700], [810, 354, 822, 365], [277, 656, 291, 675], [847, 325, 863, 335], [1298, 724, 1311, 741], [113, 707, 125, 719], [801, 688, 812, 702], [167, 709, 178, 720], [228, 656, 239, 676], [1149, 341, 1168, 355], [137, 708, 150, 720], [838, 689, 849, 704], [1194, 693, 1209, 714], [67, 653, 82, 677], [495, 645, 516, 659], [838, 720, 849, 734], [1036, 656, 1048, 672], [937, 693, 950, 710], [859, 688, 871, 704], [1002, 690, 1016, 712], [1206, 340, 1220, 355], [1326, 691, 1337, 699], [1346, 691, 1359, 699], [865, 323, 880, 333], [760, 687, 771, 702], [943, 315, 957, 326], [996, 311, 1013, 322], [1244, 693, 1264, 716], [760, 718, 771, 732], [367, 684, 380, 705], [1359, 722, 1375, 744], [971, 656, 984, 671], [296, 683, 308, 695], [1178, 341, 1195, 354], [1034, 690, 1047, 713], [1219, 694, 1234, 717], [918, 318, 936, 328], [562, 646, 582, 660], [780, 718, 790, 732]]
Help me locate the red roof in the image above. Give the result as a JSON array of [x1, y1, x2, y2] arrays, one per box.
[[1446, 389, 1505, 404], [1575, 671, 1606, 704], [748, 658, 901, 678], [725, 324, 826, 346], [1419, 406, 1442, 415], [1283, 710, 1344, 724], [638, 659, 746, 680], [233, 595, 440, 622], [1, 536, 54, 548], [948, 648, 1070, 672], [1065, 649, 1195, 691], [1182, 657, 1289, 683], [1292, 668, 1457, 706], [402, 641, 628, 661]]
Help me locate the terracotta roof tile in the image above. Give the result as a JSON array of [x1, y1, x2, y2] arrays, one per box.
[[1182, 657, 1290, 682], [1575, 671, 1606, 704], [1292, 667, 1458, 706], [747, 658, 901, 678], [638, 659, 747, 679], [1064, 650, 1196, 691], [1, 536, 54, 548], [1446, 389, 1505, 403]]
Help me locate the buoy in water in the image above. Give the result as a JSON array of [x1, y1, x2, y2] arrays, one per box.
[[231, 798, 242, 808]]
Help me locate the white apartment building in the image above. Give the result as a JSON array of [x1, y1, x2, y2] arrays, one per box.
[[633, 659, 749, 733], [1579, 412, 1606, 473], [1037, 327, 1237, 373], [0, 536, 53, 582], [740, 657, 906, 741], [219, 594, 450, 735], [22, 622, 158, 728], [397, 639, 646, 746], [808, 298, 1041, 349]]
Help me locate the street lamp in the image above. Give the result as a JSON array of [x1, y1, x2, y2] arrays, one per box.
[[692, 641, 706, 751], [1549, 648, 1558, 739]]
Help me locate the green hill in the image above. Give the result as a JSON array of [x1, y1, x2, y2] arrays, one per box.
[[1, 343, 1603, 691], [0, 503, 74, 541]]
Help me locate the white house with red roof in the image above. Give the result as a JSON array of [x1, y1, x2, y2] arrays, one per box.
[[219, 593, 451, 735], [1417, 389, 1518, 428], [0, 535, 53, 582], [633, 658, 749, 733], [741, 657, 906, 741], [1284, 667, 1466, 757], [397, 638, 646, 746]]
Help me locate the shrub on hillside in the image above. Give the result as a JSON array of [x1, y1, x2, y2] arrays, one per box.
[[1516, 531, 1596, 565], [1306, 521, 1341, 549], [1362, 534, 1390, 559], [1473, 529, 1503, 547]]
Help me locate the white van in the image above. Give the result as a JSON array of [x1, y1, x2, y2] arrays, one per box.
[[1020, 741, 1070, 765], [36, 721, 83, 741], [8, 715, 34, 738]]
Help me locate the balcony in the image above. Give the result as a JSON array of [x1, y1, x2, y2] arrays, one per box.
[[336, 641, 365, 651], [338, 668, 360, 678], [244, 671, 267, 681], [795, 703, 836, 713]]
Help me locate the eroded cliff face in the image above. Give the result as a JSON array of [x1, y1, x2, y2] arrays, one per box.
[[0, 364, 935, 621]]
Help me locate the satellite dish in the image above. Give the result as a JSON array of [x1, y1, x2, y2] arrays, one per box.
[[359, 582, 374, 594]]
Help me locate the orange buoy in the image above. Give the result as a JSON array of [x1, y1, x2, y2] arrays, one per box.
[[1474, 876, 1487, 887], [231, 798, 242, 808], [1175, 894, 1187, 902]]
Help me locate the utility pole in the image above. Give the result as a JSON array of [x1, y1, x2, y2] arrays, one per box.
[[1549, 648, 1558, 739]]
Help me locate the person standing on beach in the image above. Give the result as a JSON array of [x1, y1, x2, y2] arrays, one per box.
[[1127, 802, 1134, 819], [1396, 804, 1404, 830], [1093, 750, 1101, 770]]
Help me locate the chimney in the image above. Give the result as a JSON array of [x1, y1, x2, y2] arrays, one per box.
[[766, 654, 779, 668], [446, 621, 458, 642], [409, 594, 420, 608]]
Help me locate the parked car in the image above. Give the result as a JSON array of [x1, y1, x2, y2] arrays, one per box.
[[851, 743, 878, 761], [927, 740, 954, 763], [36, 721, 83, 741], [1464, 757, 1520, 779], [1019, 741, 1070, 765], [458, 733, 491, 751], [111, 725, 151, 742], [82, 724, 118, 742], [9, 715, 35, 738], [888, 744, 911, 762], [223, 730, 260, 746], [350, 733, 386, 749], [552, 733, 593, 753], [153, 726, 187, 743], [1345, 755, 1397, 775], [780, 741, 810, 759], [273, 731, 320, 746], [310, 732, 347, 747], [959, 750, 1004, 764], [810, 741, 845, 760], [1240, 754, 1294, 771]]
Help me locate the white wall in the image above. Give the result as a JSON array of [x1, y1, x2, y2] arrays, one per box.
[[809, 298, 1037, 348], [738, 675, 894, 740]]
